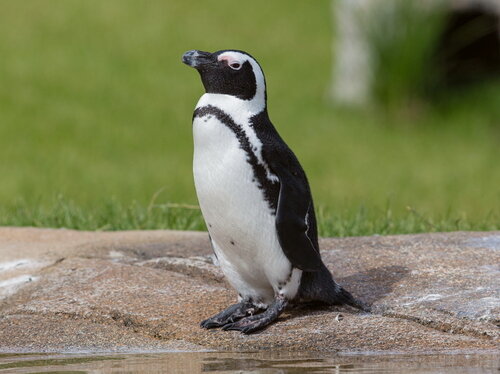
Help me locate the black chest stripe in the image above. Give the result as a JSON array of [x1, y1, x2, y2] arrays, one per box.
[[194, 105, 280, 212]]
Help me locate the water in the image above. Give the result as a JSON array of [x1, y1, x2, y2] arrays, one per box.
[[0, 352, 497, 373]]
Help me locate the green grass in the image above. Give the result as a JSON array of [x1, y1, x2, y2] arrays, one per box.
[[0, 0, 499, 236], [1, 196, 497, 237]]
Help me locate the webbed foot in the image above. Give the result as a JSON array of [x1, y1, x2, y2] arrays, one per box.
[[222, 296, 288, 334], [200, 301, 258, 329]]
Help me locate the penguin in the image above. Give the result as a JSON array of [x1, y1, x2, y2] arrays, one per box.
[[182, 49, 368, 334]]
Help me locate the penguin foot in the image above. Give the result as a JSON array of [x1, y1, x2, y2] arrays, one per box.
[[200, 302, 257, 329], [221, 297, 288, 334]]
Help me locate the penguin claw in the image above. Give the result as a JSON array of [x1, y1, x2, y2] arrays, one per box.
[[200, 302, 256, 329], [220, 322, 237, 331], [200, 319, 223, 329], [201, 316, 243, 329], [220, 314, 275, 334], [221, 320, 263, 334]]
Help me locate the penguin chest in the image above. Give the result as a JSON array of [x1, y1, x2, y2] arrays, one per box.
[[192, 114, 297, 302], [193, 114, 273, 244]]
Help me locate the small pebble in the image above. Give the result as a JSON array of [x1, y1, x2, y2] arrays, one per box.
[[335, 314, 344, 322]]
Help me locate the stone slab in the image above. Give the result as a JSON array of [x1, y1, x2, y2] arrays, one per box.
[[0, 228, 498, 353]]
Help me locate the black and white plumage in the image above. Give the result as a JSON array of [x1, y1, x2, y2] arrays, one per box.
[[182, 49, 367, 333]]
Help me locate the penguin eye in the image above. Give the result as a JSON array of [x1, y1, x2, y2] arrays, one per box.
[[229, 62, 241, 70]]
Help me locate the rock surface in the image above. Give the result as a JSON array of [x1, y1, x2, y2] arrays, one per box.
[[0, 227, 498, 353]]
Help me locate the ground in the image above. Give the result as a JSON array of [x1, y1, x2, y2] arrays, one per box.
[[0, 228, 498, 353]]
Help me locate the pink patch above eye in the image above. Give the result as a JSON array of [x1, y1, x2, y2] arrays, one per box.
[[218, 54, 240, 66]]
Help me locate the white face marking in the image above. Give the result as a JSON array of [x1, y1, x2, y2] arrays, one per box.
[[216, 51, 267, 109], [217, 54, 242, 70]]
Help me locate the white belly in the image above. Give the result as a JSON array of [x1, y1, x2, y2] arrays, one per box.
[[193, 114, 300, 305]]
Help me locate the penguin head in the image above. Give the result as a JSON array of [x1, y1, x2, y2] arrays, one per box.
[[182, 49, 266, 103]]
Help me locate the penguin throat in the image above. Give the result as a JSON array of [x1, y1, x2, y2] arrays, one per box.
[[197, 92, 267, 117]]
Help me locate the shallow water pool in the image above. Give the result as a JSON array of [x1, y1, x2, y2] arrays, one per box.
[[0, 351, 497, 373]]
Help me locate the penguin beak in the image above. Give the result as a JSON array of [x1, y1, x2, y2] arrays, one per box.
[[182, 50, 215, 69]]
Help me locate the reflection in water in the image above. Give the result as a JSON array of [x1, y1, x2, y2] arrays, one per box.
[[26, 371, 87, 374], [200, 353, 498, 373], [0, 351, 497, 373], [202, 356, 332, 373]]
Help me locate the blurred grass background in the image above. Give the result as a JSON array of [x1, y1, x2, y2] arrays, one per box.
[[0, 0, 499, 235]]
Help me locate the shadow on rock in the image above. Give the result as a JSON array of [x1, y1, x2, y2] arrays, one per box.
[[337, 265, 410, 305], [281, 266, 410, 322]]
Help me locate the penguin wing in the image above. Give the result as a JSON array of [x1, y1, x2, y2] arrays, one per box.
[[264, 146, 324, 272]]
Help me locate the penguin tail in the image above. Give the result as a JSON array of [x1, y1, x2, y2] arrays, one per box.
[[333, 284, 371, 312], [297, 264, 371, 312]]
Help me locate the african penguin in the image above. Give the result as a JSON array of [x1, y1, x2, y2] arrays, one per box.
[[182, 49, 368, 334]]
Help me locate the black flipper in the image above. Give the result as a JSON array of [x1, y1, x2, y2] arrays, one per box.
[[273, 167, 323, 271], [252, 110, 323, 272]]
